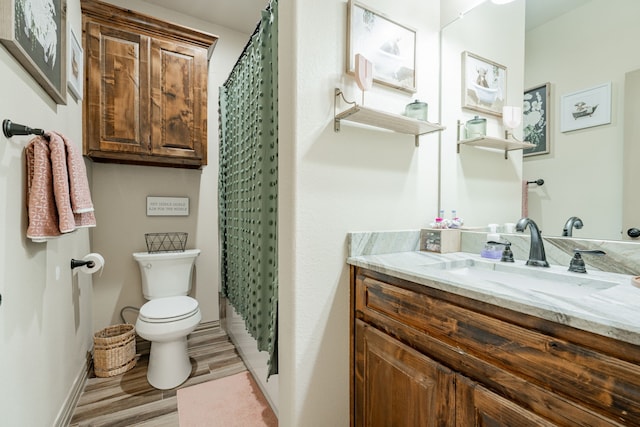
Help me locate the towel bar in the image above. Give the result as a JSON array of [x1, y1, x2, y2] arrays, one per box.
[[3, 119, 45, 138]]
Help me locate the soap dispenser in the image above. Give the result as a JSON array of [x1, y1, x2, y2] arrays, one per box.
[[480, 224, 503, 259]]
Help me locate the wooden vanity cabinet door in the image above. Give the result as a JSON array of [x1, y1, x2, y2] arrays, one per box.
[[149, 38, 207, 163], [456, 375, 558, 427], [355, 319, 455, 427], [85, 21, 151, 157]]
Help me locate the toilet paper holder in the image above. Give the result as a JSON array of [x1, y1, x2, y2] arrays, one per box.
[[70, 259, 95, 270]]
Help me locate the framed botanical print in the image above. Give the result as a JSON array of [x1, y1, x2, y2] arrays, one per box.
[[523, 83, 550, 157], [0, 0, 67, 104]]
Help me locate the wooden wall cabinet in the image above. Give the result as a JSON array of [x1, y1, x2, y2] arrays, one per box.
[[351, 266, 640, 426], [81, 0, 218, 169]]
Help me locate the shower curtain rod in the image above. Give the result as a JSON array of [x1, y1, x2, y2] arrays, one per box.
[[224, 1, 274, 87]]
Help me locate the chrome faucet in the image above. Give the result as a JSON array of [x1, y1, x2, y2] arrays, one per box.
[[516, 217, 550, 267], [562, 216, 584, 237]]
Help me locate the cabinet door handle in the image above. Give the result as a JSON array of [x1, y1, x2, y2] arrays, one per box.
[[628, 228, 640, 238]]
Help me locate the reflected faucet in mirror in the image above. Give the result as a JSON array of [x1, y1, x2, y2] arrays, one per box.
[[562, 216, 584, 237], [516, 217, 549, 267]]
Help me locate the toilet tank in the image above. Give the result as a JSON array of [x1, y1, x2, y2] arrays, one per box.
[[133, 249, 200, 299]]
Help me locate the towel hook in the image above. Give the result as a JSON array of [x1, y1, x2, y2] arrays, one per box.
[[3, 119, 45, 138]]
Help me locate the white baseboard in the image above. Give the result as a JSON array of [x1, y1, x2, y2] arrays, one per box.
[[54, 351, 91, 427]]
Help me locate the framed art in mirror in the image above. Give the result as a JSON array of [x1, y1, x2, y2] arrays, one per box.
[[462, 51, 506, 117], [523, 82, 550, 157], [560, 82, 611, 133], [0, 0, 67, 104], [347, 0, 416, 93]]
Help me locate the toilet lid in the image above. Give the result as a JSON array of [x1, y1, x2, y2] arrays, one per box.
[[139, 296, 199, 323]]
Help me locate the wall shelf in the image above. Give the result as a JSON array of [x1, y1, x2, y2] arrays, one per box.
[[456, 120, 535, 159], [457, 136, 535, 159], [334, 89, 445, 147]]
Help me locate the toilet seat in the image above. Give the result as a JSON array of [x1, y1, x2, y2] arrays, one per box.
[[138, 296, 199, 323]]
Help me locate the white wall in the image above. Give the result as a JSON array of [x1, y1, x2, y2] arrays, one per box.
[[0, 1, 95, 425], [278, 0, 441, 425], [524, 0, 640, 240], [90, 0, 250, 330], [440, 0, 526, 230]]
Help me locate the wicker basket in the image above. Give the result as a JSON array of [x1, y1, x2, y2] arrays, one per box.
[[93, 324, 137, 378]]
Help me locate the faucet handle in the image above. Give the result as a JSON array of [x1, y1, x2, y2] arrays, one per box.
[[573, 249, 606, 256], [500, 241, 514, 263], [568, 249, 606, 273], [568, 253, 587, 273]]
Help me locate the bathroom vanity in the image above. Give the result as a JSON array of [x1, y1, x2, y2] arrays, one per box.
[[348, 251, 640, 426]]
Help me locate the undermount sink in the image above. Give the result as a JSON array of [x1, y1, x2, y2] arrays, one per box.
[[426, 258, 618, 299]]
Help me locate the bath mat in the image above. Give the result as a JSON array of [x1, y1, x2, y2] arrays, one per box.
[[177, 371, 277, 426]]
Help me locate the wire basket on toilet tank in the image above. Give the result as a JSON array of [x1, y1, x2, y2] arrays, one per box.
[[145, 232, 188, 253]]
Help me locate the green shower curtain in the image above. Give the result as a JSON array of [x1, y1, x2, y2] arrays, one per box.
[[218, 0, 278, 377]]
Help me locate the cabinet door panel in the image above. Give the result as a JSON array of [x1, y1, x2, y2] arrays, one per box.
[[85, 22, 150, 154], [150, 39, 206, 161], [456, 375, 557, 427], [355, 320, 455, 427]]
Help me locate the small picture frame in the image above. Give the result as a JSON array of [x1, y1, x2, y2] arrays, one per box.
[[462, 51, 506, 117], [560, 82, 612, 133], [347, 0, 417, 93], [523, 83, 550, 157], [67, 26, 83, 101]]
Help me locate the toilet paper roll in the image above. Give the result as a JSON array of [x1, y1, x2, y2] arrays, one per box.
[[632, 276, 640, 289], [79, 253, 105, 275]]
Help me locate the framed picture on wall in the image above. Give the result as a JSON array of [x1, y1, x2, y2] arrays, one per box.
[[346, 0, 417, 93], [523, 82, 550, 157], [461, 51, 506, 117], [560, 82, 612, 132], [0, 0, 67, 104], [67, 26, 83, 100]]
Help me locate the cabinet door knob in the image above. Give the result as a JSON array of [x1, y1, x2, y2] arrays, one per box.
[[628, 228, 640, 238]]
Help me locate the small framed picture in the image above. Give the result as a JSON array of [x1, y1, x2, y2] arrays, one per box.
[[67, 26, 83, 101], [523, 83, 550, 157], [461, 51, 507, 117], [560, 82, 611, 133], [347, 0, 417, 93]]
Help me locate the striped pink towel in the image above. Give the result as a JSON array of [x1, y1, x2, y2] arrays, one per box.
[[25, 132, 96, 242]]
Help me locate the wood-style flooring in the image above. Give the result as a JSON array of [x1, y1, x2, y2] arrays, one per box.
[[70, 321, 247, 426]]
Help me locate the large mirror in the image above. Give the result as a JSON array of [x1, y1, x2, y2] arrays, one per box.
[[440, 0, 640, 242]]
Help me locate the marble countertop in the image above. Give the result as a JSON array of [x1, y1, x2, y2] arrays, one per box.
[[348, 251, 640, 346]]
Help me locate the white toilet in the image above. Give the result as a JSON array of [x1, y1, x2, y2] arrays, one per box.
[[133, 249, 202, 389]]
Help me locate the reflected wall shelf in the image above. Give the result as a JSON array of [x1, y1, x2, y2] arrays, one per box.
[[456, 120, 535, 159], [334, 88, 445, 147]]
